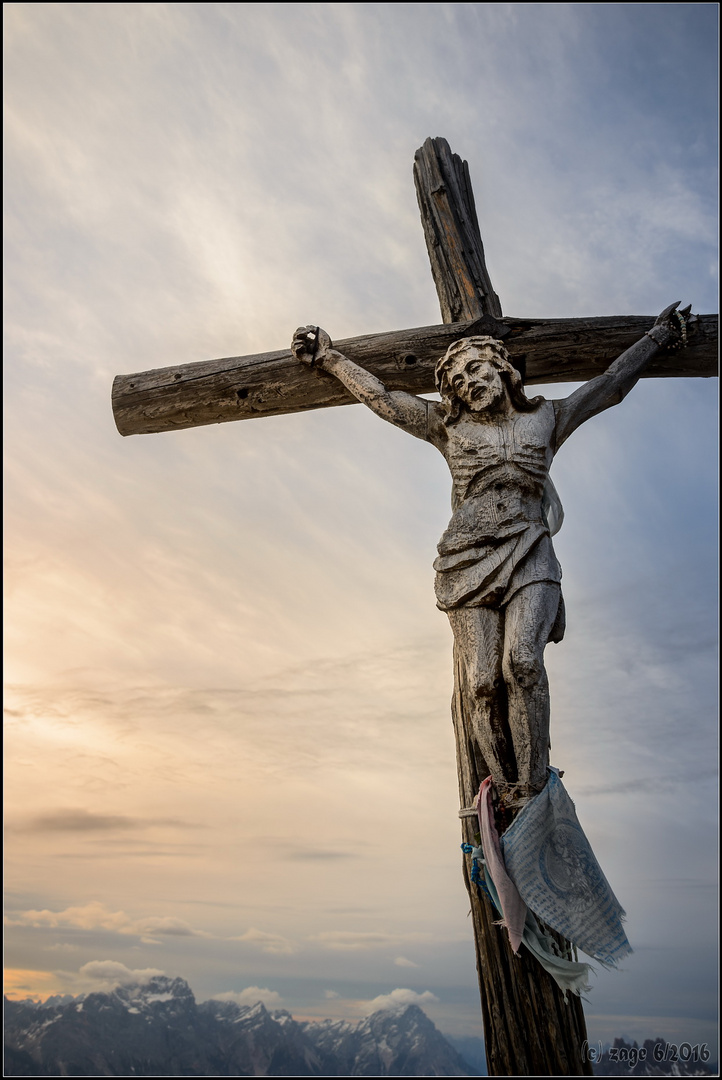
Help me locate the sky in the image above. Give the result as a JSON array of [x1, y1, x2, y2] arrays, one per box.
[[4, 0, 718, 1055]]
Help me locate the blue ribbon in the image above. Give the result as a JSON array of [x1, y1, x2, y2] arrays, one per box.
[[461, 843, 494, 903]]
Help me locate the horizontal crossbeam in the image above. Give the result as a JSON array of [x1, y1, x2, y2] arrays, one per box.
[[112, 313, 717, 436]]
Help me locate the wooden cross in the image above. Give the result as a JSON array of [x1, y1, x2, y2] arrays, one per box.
[[112, 138, 718, 1077]]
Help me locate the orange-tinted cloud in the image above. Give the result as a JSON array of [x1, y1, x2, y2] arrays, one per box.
[[4, 968, 61, 1001], [6, 901, 211, 942]]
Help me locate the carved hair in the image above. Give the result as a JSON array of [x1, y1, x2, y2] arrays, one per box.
[[434, 336, 543, 425]]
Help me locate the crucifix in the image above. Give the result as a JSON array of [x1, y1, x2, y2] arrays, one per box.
[[112, 138, 717, 1076]]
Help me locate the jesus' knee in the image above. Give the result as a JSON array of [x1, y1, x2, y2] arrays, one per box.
[[467, 666, 501, 704], [503, 644, 544, 691]]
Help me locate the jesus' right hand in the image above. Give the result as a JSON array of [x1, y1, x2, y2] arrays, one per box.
[[291, 326, 334, 368]]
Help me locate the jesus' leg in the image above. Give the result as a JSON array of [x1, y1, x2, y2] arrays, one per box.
[[446, 605, 515, 783], [501, 580, 561, 792]]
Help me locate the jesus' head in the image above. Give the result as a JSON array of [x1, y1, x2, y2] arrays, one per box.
[[435, 336, 541, 424]]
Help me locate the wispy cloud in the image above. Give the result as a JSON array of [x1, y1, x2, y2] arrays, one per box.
[[576, 770, 718, 798], [76, 960, 165, 988], [285, 848, 356, 861], [4, 961, 170, 1001], [210, 987, 283, 1008], [362, 988, 439, 1013], [6, 902, 211, 943], [312, 931, 420, 952], [231, 928, 297, 955], [12, 809, 200, 833]]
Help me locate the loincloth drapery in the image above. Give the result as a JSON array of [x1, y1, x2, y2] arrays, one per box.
[[433, 504, 565, 641]]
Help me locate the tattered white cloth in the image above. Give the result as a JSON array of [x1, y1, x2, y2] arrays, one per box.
[[500, 769, 632, 966]]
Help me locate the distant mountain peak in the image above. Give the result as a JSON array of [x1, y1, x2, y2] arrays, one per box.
[[4, 979, 475, 1076]]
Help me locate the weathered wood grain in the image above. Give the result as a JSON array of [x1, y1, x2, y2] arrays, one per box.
[[112, 313, 717, 436], [453, 669, 593, 1075], [414, 137, 502, 321]]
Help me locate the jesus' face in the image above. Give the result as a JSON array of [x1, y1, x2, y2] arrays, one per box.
[[446, 347, 508, 414]]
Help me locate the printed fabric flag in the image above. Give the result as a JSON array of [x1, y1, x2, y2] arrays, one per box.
[[465, 839, 593, 997], [500, 769, 632, 965]]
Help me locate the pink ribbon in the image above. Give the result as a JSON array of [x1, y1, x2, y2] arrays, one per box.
[[477, 776, 527, 954]]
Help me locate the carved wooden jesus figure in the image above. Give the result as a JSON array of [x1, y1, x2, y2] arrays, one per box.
[[292, 302, 689, 802]]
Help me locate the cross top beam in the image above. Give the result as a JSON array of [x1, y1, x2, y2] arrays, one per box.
[[112, 137, 716, 439]]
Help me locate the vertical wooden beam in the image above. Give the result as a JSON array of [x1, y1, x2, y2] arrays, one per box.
[[414, 137, 503, 323], [416, 138, 592, 1076], [453, 669, 593, 1075]]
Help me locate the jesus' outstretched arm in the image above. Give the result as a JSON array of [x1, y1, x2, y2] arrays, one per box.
[[291, 326, 446, 445], [552, 301, 692, 452]]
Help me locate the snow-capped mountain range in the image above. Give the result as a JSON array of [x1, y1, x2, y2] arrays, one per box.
[[4, 975, 476, 1076]]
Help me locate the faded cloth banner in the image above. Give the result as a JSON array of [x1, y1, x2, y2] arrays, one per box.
[[500, 769, 631, 965]]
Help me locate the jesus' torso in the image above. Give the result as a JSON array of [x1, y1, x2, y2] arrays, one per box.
[[428, 399, 562, 612]]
